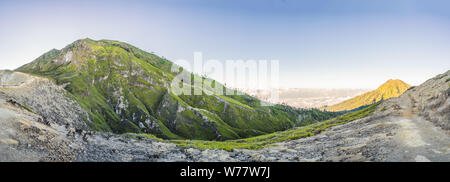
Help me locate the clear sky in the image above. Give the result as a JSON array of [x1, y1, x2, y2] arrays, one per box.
[[1, 0, 449, 89]]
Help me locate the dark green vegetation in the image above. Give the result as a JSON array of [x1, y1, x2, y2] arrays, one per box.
[[17, 38, 338, 140], [172, 102, 380, 151]]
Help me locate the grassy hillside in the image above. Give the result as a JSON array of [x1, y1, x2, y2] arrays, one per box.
[[325, 79, 410, 112], [172, 102, 380, 151], [17, 38, 339, 140]]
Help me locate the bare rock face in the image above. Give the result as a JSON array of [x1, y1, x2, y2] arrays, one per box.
[[0, 90, 77, 161], [381, 70, 450, 130], [406, 70, 450, 130], [0, 70, 35, 88], [0, 70, 90, 130], [0, 70, 88, 161]]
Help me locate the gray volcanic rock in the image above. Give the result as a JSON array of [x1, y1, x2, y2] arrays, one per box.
[[404, 70, 450, 130], [0, 70, 89, 130], [0, 92, 76, 161]]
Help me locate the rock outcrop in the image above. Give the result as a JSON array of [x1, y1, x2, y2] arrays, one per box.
[[0, 70, 89, 130]]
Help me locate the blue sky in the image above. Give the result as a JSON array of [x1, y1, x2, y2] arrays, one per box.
[[0, 0, 449, 88]]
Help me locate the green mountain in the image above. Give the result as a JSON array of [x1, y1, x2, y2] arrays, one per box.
[[17, 38, 338, 140]]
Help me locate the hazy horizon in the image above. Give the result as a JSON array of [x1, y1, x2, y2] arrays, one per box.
[[1, 0, 449, 89]]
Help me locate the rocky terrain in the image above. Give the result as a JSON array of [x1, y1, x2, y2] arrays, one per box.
[[1, 69, 448, 162]]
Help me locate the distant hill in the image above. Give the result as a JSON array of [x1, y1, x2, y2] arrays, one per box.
[[325, 79, 411, 112]]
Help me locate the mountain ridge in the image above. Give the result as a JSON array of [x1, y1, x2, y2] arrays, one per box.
[[16, 38, 338, 140]]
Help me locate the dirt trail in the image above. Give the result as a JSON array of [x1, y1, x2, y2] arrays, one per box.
[[388, 115, 450, 162], [392, 114, 450, 161], [384, 85, 450, 161]]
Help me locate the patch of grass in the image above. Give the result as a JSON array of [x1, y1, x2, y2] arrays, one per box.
[[215, 93, 253, 110], [20, 104, 35, 114], [171, 102, 380, 151]]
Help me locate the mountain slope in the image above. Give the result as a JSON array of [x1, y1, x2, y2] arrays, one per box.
[[16, 38, 338, 140], [325, 79, 411, 112]]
